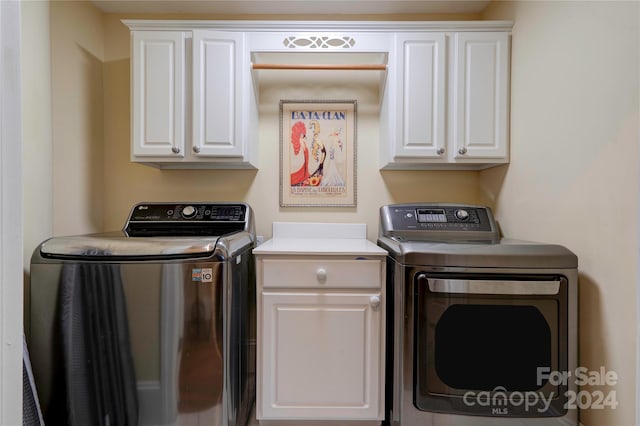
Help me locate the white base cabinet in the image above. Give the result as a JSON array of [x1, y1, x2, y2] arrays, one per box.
[[261, 291, 381, 420], [254, 223, 387, 423]]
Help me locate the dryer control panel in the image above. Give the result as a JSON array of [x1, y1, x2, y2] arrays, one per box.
[[379, 204, 499, 243]]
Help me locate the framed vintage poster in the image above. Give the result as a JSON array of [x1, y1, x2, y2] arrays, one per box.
[[280, 100, 357, 207]]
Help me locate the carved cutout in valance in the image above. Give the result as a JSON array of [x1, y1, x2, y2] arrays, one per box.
[[283, 36, 356, 49]]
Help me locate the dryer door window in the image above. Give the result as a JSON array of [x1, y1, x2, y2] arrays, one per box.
[[433, 303, 552, 391], [413, 273, 569, 417]]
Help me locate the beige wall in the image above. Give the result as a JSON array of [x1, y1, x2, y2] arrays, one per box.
[[22, 0, 52, 266], [481, 2, 640, 425], [51, 0, 105, 236]]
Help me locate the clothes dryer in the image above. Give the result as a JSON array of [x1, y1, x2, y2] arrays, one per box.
[[378, 203, 578, 426]]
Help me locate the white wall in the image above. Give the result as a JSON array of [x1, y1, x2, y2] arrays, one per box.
[[481, 2, 640, 425], [0, 0, 23, 423]]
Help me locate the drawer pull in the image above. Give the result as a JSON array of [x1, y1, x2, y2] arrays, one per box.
[[316, 268, 327, 283], [370, 295, 381, 309]]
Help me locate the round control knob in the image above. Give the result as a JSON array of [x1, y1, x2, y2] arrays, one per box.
[[455, 209, 470, 221], [181, 205, 197, 219]]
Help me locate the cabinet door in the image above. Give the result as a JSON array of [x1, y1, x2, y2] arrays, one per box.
[[192, 30, 244, 158], [131, 31, 185, 157], [451, 32, 510, 160], [261, 292, 382, 420], [394, 33, 446, 160]]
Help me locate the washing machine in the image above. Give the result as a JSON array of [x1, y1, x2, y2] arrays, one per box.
[[378, 203, 578, 426], [26, 202, 256, 426]]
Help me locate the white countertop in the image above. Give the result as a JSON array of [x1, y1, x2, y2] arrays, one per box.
[[253, 222, 387, 256]]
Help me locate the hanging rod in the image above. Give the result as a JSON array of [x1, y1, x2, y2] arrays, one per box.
[[251, 63, 387, 71]]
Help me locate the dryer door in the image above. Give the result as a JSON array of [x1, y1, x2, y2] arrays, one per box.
[[412, 273, 569, 417]]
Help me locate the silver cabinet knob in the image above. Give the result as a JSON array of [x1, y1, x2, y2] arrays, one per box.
[[171, 146, 180, 154], [316, 268, 327, 283], [436, 147, 445, 155], [370, 295, 381, 309], [192, 145, 201, 154], [458, 147, 468, 155]]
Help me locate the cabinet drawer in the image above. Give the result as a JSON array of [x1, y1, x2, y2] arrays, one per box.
[[262, 258, 382, 289]]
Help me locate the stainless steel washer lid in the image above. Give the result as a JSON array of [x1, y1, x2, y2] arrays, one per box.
[[35, 202, 256, 261], [39, 232, 220, 257], [378, 236, 578, 269]]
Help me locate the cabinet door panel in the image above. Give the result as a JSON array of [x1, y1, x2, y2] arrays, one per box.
[[452, 32, 509, 159], [132, 31, 185, 157], [394, 33, 446, 160], [261, 292, 382, 420], [192, 30, 243, 157]]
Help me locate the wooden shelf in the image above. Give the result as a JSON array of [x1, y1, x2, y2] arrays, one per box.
[[252, 63, 387, 71]]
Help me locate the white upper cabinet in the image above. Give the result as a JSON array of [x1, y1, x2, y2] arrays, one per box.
[[451, 31, 510, 162], [125, 20, 511, 170], [127, 25, 258, 169], [192, 30, 245, 158], [382, 27, 511, 169], [131, 31, 185, 158], [393, 33, 447, 161]]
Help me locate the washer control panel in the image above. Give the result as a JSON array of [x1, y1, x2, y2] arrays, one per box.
[[128, 203, 246, 222], [380, 204, 499, 242], [124, 203, 251, 237]]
